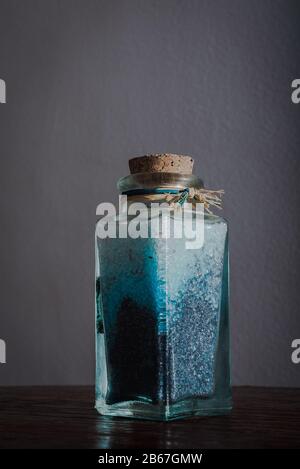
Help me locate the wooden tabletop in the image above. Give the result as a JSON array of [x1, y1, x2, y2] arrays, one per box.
[[0, 386, 299, 448]]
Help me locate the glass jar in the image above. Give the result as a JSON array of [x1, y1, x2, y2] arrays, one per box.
[[95, 155, 231, 420]]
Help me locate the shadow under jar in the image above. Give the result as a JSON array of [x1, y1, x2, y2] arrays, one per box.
[[95, 154, 231, 420]]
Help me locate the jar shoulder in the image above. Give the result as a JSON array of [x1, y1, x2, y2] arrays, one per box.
[[204, 213, 228, 226]]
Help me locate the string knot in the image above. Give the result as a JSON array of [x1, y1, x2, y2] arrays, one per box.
[[169, 187, 224, 214]]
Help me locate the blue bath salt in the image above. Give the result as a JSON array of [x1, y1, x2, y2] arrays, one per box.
[[96, 216, 227, 405]]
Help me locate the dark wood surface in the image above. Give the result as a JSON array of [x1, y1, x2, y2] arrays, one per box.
[[0, 386, 299, 448]]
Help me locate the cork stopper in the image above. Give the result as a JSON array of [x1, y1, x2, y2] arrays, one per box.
[[129, 153, 194, 174]]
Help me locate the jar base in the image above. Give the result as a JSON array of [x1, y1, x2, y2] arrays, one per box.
[[95, 395, 232, 421]]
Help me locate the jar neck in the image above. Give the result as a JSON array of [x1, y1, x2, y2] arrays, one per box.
[[117, 172, 203, 194], [119, 187, 196, 212]]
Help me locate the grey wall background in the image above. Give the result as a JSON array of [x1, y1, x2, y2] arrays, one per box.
[[0, 0, 300, 386]]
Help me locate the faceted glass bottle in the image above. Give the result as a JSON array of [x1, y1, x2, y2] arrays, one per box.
[[95, 158, 231, 421]]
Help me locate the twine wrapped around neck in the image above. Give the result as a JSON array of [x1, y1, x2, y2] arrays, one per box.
[[166, 187, 224, 214], [124, 187, 224, 214]]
